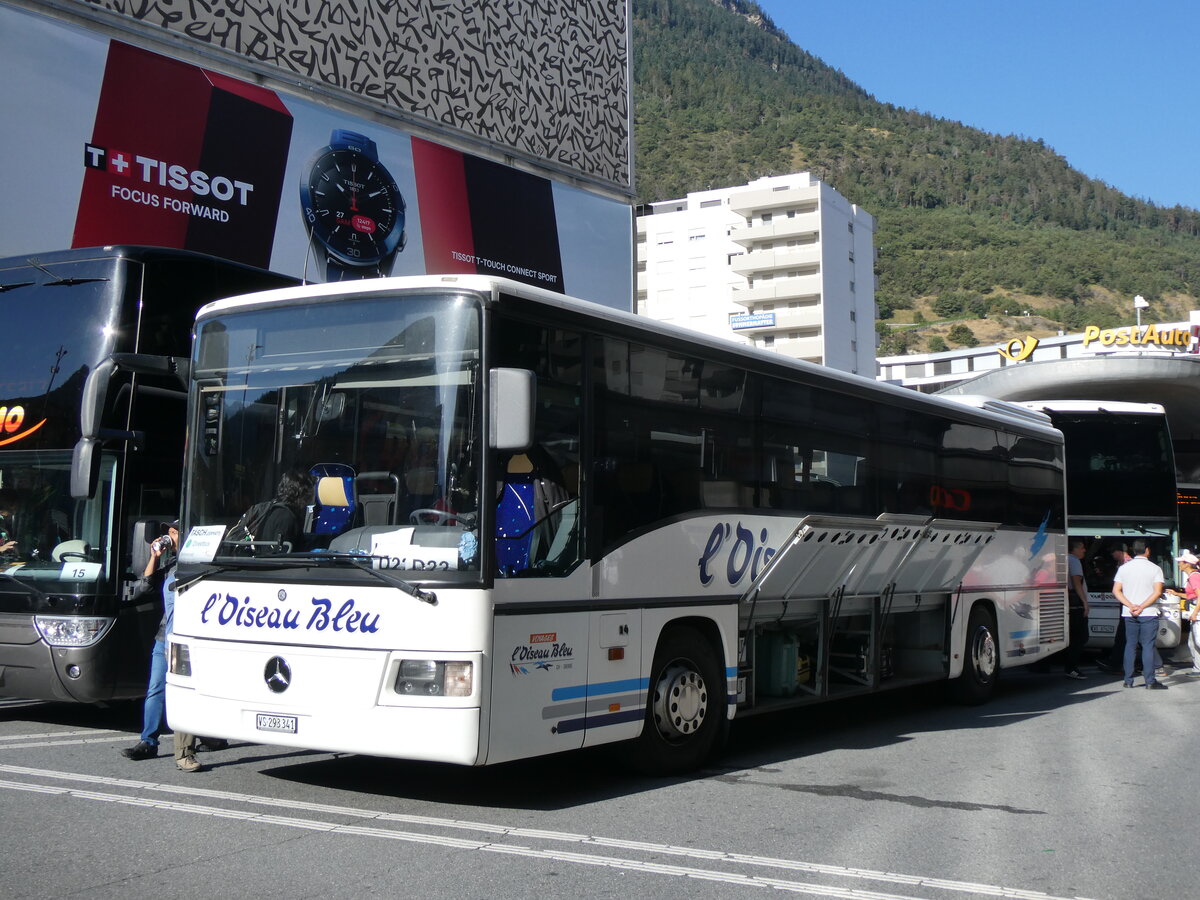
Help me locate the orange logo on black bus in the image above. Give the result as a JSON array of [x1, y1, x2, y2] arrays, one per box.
[[0, 406, 47, 446]]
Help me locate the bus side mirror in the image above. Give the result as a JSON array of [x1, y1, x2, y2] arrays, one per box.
[[71, 438, 101, 500], [70, 353, 188, 499], [489, 368, 535, 451]]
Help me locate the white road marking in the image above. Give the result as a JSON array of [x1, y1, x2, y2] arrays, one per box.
[[0, 729, 120, 742], [0, 734, 131, 748], [0, 764, 1096, 900]]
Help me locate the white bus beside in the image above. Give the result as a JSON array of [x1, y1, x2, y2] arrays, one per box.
[[165, 276, 1067, 773], [1018, 400, 1181, 649]]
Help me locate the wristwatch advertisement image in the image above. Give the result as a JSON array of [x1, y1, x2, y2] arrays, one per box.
[[300, 129, 406, 281]]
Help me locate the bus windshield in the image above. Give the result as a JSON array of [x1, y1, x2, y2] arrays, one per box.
[[0, 256, 122, 449], [1058, 412, 1175, 518], [187, 291, 483, 579], [0, 450, 116, 593]]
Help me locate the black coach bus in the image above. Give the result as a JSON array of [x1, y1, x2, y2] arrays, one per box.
[[0, 246, 295, 703]]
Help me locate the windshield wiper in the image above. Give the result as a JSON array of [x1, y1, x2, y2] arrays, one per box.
[[176, 555, 314, 592], [0, 280, 34, 293], [27, 258, 110, 287], [302, 552, 438, 605], [178, 551, 437, 605]]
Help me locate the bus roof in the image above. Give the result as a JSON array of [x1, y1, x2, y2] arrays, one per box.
[[1017, 399, 1166, 416], [196, 274, 1064, 442]]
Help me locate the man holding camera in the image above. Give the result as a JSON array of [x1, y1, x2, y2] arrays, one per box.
[[120, 521, 184, 762], [119, 521, 222, 771]]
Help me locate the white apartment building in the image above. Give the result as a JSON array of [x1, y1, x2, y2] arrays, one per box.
[[635, 173, 877, 374]]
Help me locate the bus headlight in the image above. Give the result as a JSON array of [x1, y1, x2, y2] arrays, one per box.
[[34, 616, 113, 647], [169, 642, 192, 677], [396, 659, 473, 698]]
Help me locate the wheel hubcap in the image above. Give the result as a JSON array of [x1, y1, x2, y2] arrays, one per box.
[[972, 626, 997, 681], [652, 661, 708, 741]]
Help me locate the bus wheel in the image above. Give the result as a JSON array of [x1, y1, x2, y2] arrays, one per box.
[[625, 626, 726, 775], [952, 604, 998, 705]]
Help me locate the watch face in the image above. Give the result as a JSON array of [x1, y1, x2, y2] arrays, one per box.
[[301, 146, 406, 268]]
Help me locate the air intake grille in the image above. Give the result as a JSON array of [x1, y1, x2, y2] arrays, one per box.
[[1039, 590, 1067, 645]]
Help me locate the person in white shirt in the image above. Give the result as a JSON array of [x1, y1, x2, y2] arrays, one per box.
[[1112, 539, 1167, 690]]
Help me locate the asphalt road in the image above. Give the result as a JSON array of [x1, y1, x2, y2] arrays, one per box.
[[1, 652, 1193, 900]]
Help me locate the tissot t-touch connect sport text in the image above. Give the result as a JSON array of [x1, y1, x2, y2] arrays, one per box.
[[300, 129, 406, 281]]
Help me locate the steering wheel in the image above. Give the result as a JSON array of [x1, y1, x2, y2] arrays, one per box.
[[58, 551, 88, 561], [409, 508, 455, 526]]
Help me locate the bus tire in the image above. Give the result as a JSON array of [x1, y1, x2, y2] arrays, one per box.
[[623, 625, 727, 775], [952, 604, 998, 705]]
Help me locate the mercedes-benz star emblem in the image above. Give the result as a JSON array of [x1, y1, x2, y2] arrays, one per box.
[[264, 656, 291, 694]]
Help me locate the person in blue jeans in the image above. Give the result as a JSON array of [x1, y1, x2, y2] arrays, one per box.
[[1113, 538, 1167, 690], [120, 521, 180, 761]]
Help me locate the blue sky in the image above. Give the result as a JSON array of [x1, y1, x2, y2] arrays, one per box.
[[753, 0, 1199, 211]]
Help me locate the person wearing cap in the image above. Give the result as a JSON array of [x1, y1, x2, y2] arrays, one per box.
[[120, 520, 182, 763], [1113, 538, 1167, 690], [1167, 550, 1200, 675]]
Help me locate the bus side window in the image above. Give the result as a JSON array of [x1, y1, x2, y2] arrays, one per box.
[[493, 314, 584, 576]]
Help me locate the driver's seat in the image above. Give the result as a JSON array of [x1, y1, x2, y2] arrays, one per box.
[[52, 539, 89, 561], [495, 454, 539, 575]]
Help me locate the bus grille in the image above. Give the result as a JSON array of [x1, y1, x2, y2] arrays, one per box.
[[1038, 590, 1066, 644]]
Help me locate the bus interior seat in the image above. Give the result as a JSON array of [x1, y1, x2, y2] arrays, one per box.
[[310, 463, 356, 534], [356, 471, 401, 526], [496, 453, 539, 574], [51, 539, 90, 561]]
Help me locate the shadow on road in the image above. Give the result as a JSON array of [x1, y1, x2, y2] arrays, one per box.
[[5, 650, 1191, 811], [253, 655, 1158, 810]]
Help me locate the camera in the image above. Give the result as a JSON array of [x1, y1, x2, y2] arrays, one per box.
[[152, 535, 172, 555]]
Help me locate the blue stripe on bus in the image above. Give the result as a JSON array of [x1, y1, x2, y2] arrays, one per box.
[[551, 667, 736, 706], [556, 707, 645, 734], [1010, 630, 1033, 639], [551, 677, 650, 702]]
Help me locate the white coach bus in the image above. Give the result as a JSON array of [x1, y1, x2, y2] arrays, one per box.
[[163, 276, 1067, 773], [1019, 400, 1181, 649]]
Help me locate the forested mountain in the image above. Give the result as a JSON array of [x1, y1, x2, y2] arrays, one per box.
[[632, 0, 1200, 354]]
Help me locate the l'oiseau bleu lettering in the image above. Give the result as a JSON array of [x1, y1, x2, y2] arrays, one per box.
[[698, 522, 778, 588], [200, 593, 380, 634]]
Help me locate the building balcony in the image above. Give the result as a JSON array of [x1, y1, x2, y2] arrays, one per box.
[[727, 323, 825, 360], [729, 244, 821, 276], [728, 185, 819, 216], [732, 274, 823, 307], [776, 335, 826, 362], [729, 212, 821, 247]]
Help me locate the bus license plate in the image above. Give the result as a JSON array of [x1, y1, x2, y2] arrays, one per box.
[[256, 713, 297, 734], [1094, 625, 1115, 634]]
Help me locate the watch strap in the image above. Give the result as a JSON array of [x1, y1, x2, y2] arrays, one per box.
[[325, 254, 392, 281], [329, 129, 379, 162]]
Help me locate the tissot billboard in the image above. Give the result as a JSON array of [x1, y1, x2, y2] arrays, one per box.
[[0, 3, 631, 309]]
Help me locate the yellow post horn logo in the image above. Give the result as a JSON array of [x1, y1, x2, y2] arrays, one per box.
[[997, 336, 1038, 362]]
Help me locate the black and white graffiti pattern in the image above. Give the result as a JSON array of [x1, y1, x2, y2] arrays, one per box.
[[83, 0, 630, 187]]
